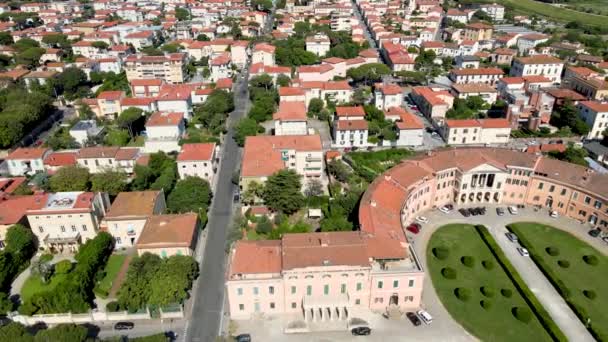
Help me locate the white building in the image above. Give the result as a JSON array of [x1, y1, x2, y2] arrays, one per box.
[[76, 147, 140, 174], [516, 33, 549, 54], [334, 120, 369, 148], [449, 68, 504, 85], [251, 43, 276, 66], [210, 52, 233, 82], [479, 4, 505, 21], [442, 119, 511, 145], [510, 55, 564, 83], [26, 192, 110, 252], [69, 120, 104, 146], [177, 143, 219, 184], [305, 34, 331, 57], [577, 101, 608, 140], [144, 112, 185, 153], [374, 84, 403, 111], [5, 148, 50, 176], [273, 102, 308, 136]]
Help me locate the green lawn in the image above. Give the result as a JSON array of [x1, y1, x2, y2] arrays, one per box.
[[346, 148, 414, 181], [20, 273, 69, 302], [95, 254, 127, 297], [508, 222, 608, 341], [427, 224, 553, 342]]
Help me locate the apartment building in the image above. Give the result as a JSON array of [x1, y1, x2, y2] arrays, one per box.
[[374, 84, 403, 111], [273, 102, 308, 136], [5, 148, 50, 176], [305, 34, 331, 57], [516, 33, 549, 54], [333, 119, 368, 148], [411, 86, 455, 119], [240, 135, 323, 192], [449, 67, 504, 85], [442, 119, 511, 145], [177, 143, 218, 184], [136, 213, 199, 257], [252, 43, 276, 66], [479, 4, 504, 21], [463, 23, 493, 42], [103, 190, 166, 249], [96, 91, 125, 118], [26, 192, 110, 253], [566, 76, 608, 101], [510, 55, 564, 83], [144, 111, 185, 153], [76, 147, 140, 174], [451, 83, 497, 104], [577, 101, 608, 140], [124, 53, 186, 84]]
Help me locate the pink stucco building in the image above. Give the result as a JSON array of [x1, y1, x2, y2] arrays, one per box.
[[226, 231, 424, 321]]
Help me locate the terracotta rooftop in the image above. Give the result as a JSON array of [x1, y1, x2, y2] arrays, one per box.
[[6, 148, 49, 160], [177, 143, 216, 161], [273, 101, 307, 121], [146, 111, 183, 126], [336, 119, 368, 131], [137, 213, 198, 249], [106, 191, 162, 219], [336, 106, 365, 117]]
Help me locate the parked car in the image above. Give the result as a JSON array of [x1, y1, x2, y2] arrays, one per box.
[[470, 208, 480, 216], [589, 229, 601, 238], [415, 216, 429, 224], [459, 208, 470, 217], [406, 312, 421, 326], [505, 232, 518, 242], [602, 236, 608, 244], [417, 310, 433, 324], [439, 205, 452, 214], [114, 322, 134, 330], [508, 206, 518, 215], [351, 326, 371, 336], [478, 207, 486, 215], [496, 207, 505, 216], [235, 334, 251, 342], [550, 211, 558, 218], [517, 247, 530, 257], [233, 190, 240, 203], [407, 224, 421, 234]]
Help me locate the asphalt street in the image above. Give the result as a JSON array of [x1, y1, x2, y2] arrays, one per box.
[[184, 66, 251, 342]]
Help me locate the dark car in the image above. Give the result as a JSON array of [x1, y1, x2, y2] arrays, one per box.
[[406, 312, 421, 326], [406, 224, 420, 234], [351, 326, 371, 336], [114, 322, 134, 330], [459, 208, 470, 217], [235, 334, 252, 342], [445, 204, 454, 210], [479, 207, 486, 215], [470, 208, 480, 216], [589, 229, 601, 238]]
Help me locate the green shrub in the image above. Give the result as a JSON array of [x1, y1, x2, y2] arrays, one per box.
[[432, 246, 449, 260], [582, 290, 596, 300], [481, 260, 494, 270], [512, 307, 532, 323], [460, 256, 475, 267], [39, 254, 53, 263], [545, 246, 560, 256], [557, 260, 570, 268], [441, 267, 457, 279], [54, 260, 72, 274], [501, 288, 513, 298], [480, 286, 495, 298], [480, 300, 492, 310], [106, 301, 120, 312], [454, 287, 470, 301], [583, 255, 598, 266]]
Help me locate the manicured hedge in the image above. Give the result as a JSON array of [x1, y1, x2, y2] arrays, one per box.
[[475, 225, 568, 342]]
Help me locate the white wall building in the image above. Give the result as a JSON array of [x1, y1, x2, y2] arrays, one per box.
[[510, 55, 564, 83], [177, 143, 219, 185], [577, 101, 608, 140], [144, 112, 185, 153], [5, 148, 50, 176]]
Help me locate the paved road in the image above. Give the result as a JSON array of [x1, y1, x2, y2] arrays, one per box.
[[351, 0, 378, 50], [184, 65, 251, 342], [487, 224, 595, 342], [96, 319, 186, 340]]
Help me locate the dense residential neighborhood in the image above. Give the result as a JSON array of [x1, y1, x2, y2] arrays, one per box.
[[0, 0, 606, 341]]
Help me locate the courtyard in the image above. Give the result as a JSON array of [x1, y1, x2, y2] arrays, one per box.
[[426, 224, 553, 342], [508, 222, 608, 341]]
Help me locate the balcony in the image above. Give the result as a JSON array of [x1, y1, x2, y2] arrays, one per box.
[[306, 156, 322, 162]]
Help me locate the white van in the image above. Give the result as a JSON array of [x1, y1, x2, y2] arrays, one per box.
[[508, 206, 518, 215], [417, 310, 433, 324]]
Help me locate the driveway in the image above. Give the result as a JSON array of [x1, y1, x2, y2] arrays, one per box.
[[409, 205, 603, 342]]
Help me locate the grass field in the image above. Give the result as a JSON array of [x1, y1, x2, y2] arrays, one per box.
[[346, 148, 414, 181], [427, 224, 553, 342], [20, 273, 69, 302], [508, 222, 608, 341], [95, 254, 127, 298]]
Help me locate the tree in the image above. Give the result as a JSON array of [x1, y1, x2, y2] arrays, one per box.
[[276, 74, 291, 87], [167, 176, 212, 213], [161, 43, 180, 53], [252, 0, 272, 11], [242, 181, 264, 204], [90, 169, 128, 196], [255, 215, 273, 234], [46, 128, 78, 150], [117, 253, 162, 311], [304, 179, 324, 197], [346, 63, 391, 85], [548, 145, 589, 167], [175, 7, 190, 21], [0, 32, 13, 46], [77, 101, 95, 120], [30, 259, 53, 283], [551, 100, 590, 135], [196, 34, 210, 41], [320, 215, 352, 232], [0, 292, 13, 314], [327, 159, 350, 183], [91, 41, 109, 50], [0, 322, 33, 342], [307, 98, 324, 118], [147, 256, 198, 306], [15, 47, 45, 68], [415, 49, 437, 69], [42, 33, 70, 49], [105, 129, 130, 146], [262, 170, 305, 214], [234, 118, 263, 146], [56, 67, 89, 100], [117, 107, 144, 138], [49, 165, 90, 192], [34, 324, 88, 342], [5, 224, 36, 265]]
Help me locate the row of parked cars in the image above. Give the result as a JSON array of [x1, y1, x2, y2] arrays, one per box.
[[458, 207, 487, 217], [405, 310, 433, 327]]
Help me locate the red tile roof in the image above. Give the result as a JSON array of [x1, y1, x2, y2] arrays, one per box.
[[146, 112, 184, 126], [6, 148, 49, 160], [177, 143, 216, 161], [273, 101, 307, 121]]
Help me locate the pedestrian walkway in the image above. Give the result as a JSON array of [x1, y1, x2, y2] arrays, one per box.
[[108, 253, 134, 298], [10, 254, 74, 298]]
